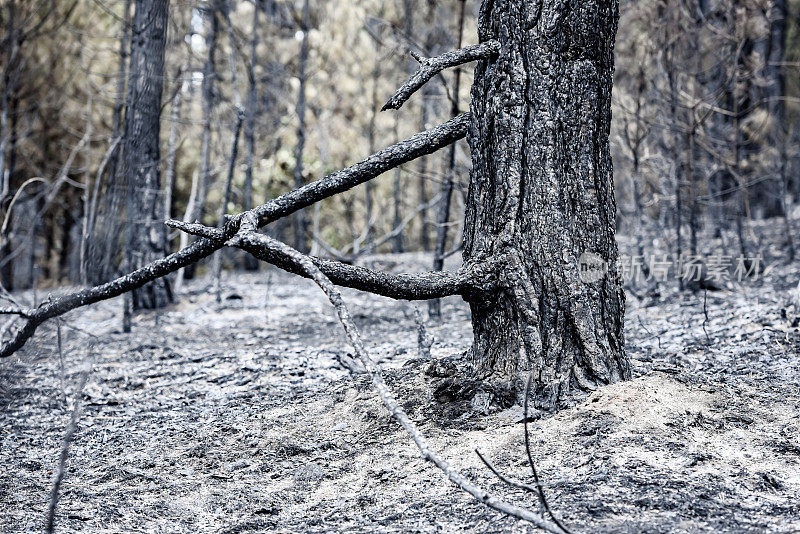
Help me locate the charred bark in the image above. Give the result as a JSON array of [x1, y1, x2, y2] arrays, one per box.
[[462, 0, 629, 409]]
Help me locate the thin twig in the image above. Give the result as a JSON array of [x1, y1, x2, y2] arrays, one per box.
[[637, 316, 662, 349], [45, 353, 92, 534], [524, 373, 573, 534], [702, 288, 711, 344], [56, 321, 67, 407], [476, 448, 542, 495]]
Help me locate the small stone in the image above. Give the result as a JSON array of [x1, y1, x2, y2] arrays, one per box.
[[294, 462, 325, 485]]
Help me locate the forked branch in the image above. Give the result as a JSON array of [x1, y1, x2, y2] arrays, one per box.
[[169, 218, 471, 300], [382, 41, 500, 111], [0, 115, 470, 359]]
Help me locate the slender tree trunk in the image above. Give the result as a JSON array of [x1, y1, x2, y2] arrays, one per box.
[[416, 0, 439, 252], [0, 1, 19, 290], [390, 0, 418, 255], [163, 71, 182, 253], [0, 0, 18, 203], [666, 61, 683, 288], [687, 7, 702, 258], [214, 0, 245, 303], [242, 0, 261, 271], [293, 0, 310, 253], [687, 126, 698, 257], [628, 68, 649, 278], [730, 34, 749, 261], [767, 0, 794, 260], [93, 0, 131, 284], [392, 115, 404, 253], [428, 0, 465, 318], [463, 0, 628, 409], [363, 34, 380, 251], [0, 99, 16, 290], [123, 0, 172, 310], [79, 98, 94, 285], [183, 0, 219, 281], [173, 169, 199, 294]]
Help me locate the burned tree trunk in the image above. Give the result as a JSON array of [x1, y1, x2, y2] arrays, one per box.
[[90, 0, 131, 285], [182, 0, 219, 282], [293, 0, 310, 253], [2, 0, 629, 419], [123, 0, 172, 309], [242, 0, 261, 272], [462, 0, 628, 409]]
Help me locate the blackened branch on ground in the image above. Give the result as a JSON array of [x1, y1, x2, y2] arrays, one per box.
[[169, 217, 470, 300], [0, 114, 470, 359], [45, 352, 93, 534]]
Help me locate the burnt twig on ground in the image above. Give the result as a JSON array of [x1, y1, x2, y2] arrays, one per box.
[[45, 351, 92, 534]]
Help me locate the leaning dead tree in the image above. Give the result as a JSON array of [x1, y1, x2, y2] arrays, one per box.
[[1, 0, 627, 529]]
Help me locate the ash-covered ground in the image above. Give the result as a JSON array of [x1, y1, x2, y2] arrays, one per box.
[[1, 237, 799, 533]]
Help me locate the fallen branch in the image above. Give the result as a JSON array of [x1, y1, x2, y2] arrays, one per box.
[[224, 216, 564, 533], [0, 114, 470, 358], [169, 219, 472, 301], [382, 41, 499, 111]]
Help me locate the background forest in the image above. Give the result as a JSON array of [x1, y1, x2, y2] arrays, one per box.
[[1, 0, 799, 292]]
